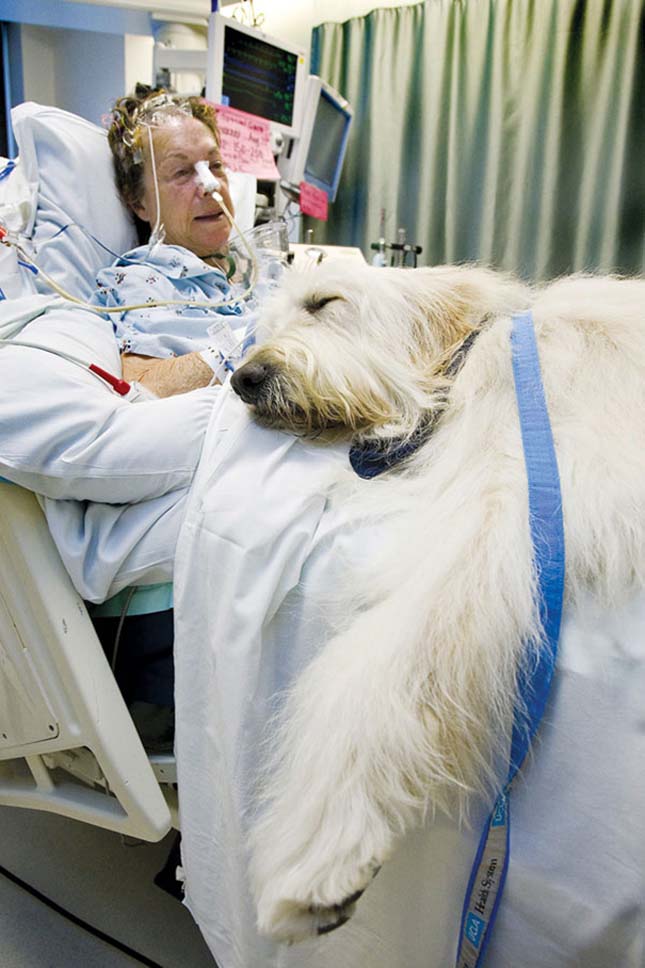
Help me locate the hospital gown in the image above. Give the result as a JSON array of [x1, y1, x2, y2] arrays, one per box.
[[94, 243, 250, 361]]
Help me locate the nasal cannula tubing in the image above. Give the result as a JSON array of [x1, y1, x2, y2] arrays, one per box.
[[191, 158, 260, 294]]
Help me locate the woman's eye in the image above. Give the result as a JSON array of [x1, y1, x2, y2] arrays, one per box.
[[210, 161, 224, 173], [173, 169, 191, 181]]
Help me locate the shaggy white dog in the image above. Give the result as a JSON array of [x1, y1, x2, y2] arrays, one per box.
[[231, 263, 645, 943]]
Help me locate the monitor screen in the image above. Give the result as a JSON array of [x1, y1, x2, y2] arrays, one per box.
[[277, 76, 353, 203], [207, 14, 307, 139], [304, 90, 352, 194], [222, 26, 298, 128]]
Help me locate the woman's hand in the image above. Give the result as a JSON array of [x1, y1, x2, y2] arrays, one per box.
[[121, 352, 218, 398]]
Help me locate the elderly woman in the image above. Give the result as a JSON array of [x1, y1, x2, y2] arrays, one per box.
[[96, 88, 254, 399], [1, 89, 260, 751], [76, 88, 272, 749]]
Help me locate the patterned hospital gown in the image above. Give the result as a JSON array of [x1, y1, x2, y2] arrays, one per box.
[[93, 243, 254, 360]]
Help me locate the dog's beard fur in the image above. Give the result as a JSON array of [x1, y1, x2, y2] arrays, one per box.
[[241, 329, 410, 440], [234, 262, 645, 943], [240, 349, 392, 439]]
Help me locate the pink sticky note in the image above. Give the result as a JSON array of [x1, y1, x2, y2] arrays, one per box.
[[211, 103, 280, 180], [299, 181, 328, 221]]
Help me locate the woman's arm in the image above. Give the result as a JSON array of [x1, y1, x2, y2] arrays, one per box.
[[122, 351, 218, 398], [0, 309, 218, 503]]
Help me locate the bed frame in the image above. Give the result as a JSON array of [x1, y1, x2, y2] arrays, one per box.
[[0, 481, 177, 840]]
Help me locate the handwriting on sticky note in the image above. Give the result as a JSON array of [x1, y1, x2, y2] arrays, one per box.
[[299, 181, 328, 221], [212, 103, 280, 180]]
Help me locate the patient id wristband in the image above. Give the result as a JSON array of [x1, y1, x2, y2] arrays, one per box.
[[199, 318, 240, 382], [199, 346, 232, 383], [456, 311, 565, 967]]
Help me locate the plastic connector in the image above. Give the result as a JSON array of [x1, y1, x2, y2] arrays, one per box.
[[89, 363, 131, 396], [126, 380, 159, 402]]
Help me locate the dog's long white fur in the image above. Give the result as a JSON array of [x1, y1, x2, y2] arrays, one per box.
[[242, 265, 645, 941]]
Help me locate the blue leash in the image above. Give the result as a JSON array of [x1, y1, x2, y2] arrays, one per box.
[[456, 311, 565, 967]]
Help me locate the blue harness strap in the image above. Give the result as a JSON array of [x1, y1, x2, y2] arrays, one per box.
[[0, 160, 16, 181], [456, 310, 565, 967]]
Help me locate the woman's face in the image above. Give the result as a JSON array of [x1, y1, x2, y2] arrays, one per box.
[[134, 114, 235, 258]]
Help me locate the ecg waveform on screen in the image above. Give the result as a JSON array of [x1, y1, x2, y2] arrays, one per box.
[[222, 27, 298, 127]]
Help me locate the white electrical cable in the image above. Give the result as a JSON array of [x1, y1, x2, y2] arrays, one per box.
[[146, 125, 165, 251], [1, 234, 254, 315], [0, 337, 159, 400], [0, 337, 127, 392], [0, 337, 106, 374]]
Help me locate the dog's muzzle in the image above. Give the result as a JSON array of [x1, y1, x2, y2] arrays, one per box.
[[231, 361, 272, 404]]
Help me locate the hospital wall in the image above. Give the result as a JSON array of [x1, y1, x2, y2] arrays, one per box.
[[2, 1, 147, 139], [19, 26, 153, 125], [220, 0, 422, 49], [22, 27, 121, 121]]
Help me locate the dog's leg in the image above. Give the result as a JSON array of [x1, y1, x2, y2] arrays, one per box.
[[250, 402, 540, 943]]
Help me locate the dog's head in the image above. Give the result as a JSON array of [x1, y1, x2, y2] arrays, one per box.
[[232, 261, 529, 439]]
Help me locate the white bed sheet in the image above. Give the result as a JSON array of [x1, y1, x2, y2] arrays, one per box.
[[173, 388, 645, 968]]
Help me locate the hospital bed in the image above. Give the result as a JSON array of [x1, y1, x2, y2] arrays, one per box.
[[0, 104, 173, 841], [0, 479, 176, 839], [1, 103, 644, 968], [0, 100, 356, 850], [0, 101, 256, 842]]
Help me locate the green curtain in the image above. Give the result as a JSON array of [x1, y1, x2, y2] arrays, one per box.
[[310, 0, 644, 281]]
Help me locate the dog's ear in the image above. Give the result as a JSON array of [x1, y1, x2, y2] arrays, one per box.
[[393, 265, 530, 354]]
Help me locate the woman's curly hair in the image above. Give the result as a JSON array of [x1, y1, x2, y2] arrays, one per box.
[[107, 83, 221, 213]]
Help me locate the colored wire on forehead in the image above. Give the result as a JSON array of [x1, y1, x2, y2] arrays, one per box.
[[119, 94, 192, 147], [137, 93, 193, 126]]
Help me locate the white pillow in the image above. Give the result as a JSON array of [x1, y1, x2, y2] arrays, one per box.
[[227, 170, 257, 237], [0, 157, 38, 299], [11, 102, 138, 300]]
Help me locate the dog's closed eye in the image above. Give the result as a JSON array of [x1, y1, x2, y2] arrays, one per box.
[[303, 295, 343, 314]]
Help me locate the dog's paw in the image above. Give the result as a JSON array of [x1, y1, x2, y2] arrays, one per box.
[[251, 754, 394, 942], [251, 783, 392, 942], [256, 876, 376, 943], [313, 891, 362, 936]]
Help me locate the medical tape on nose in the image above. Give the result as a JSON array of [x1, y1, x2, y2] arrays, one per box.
[[194, 160, 222, 196]]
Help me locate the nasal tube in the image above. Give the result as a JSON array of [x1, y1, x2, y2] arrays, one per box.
[[194, 160, 222, 200], [193, 159, 260, 306]]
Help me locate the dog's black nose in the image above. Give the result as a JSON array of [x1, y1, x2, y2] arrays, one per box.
[[231, 361, 270, 403]]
